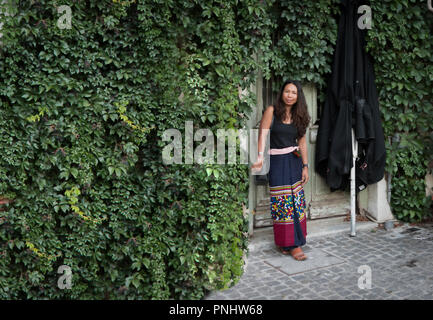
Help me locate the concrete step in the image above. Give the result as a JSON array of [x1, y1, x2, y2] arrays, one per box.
[[309, 199, 350, 220], [253, 201, 272, 228], [254, 217, 273, 228], [307, 216, 377, 238]]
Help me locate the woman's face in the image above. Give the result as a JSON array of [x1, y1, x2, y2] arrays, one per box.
[[282, 83, 298, 106]]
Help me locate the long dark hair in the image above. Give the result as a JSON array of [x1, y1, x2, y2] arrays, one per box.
[[274, 80, 310, 139]]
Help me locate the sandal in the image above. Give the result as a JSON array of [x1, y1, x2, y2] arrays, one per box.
[[290, 247, 307, 261]]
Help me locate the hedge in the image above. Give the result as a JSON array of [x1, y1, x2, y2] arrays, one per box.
[[0, 0, 266, 299]]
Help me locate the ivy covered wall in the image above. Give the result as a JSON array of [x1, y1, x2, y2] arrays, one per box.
[[0, 0, 432, 299], [0, 0, 268, 299], [365, 0, 433, 221]]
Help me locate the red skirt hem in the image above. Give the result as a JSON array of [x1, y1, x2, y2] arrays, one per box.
[[273, 216, 307, 247]]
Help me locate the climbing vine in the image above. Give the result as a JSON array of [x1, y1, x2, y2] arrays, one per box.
[[0, 0, 264, 299], [364, 0, 433, 221]]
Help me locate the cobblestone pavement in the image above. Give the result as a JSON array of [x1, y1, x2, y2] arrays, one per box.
[[205, 223, 433, 300]]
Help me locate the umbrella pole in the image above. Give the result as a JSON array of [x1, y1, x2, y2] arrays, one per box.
[[350, 129, 358, 237]]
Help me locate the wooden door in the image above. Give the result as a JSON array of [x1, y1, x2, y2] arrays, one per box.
[[303, 83, 350, 220]]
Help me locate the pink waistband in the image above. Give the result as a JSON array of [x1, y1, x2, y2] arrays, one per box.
[[268, 146, 299, 155]]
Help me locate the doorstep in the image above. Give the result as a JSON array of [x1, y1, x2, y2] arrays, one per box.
[[306, 215, 378, 239]]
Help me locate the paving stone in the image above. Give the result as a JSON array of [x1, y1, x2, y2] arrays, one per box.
[[204, 224, 433, 300], [268, 294, 284, 300], [420, 293, 433, 299], [248, 295, 269, 300]]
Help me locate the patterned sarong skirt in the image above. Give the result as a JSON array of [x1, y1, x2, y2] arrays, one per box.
[[269, 152, 307, 247]]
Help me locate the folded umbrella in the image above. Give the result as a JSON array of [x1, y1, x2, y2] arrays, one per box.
[[315, 0, 386, 192]]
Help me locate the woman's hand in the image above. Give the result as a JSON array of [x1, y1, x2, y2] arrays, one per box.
[[301, 167, 309, 186], [251, 154, 264, 173]]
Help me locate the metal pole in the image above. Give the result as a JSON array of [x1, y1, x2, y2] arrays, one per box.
[[350, 129, 358, 237]]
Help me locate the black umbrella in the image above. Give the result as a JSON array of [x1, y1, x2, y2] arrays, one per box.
[[315, 0, 387, 236], [315, 0, 386, 193]]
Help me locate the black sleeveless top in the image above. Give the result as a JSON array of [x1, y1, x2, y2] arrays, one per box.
[[270, 115, 298, 149]]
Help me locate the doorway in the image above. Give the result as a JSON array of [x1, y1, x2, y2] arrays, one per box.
[[253, 78, 350, 229]]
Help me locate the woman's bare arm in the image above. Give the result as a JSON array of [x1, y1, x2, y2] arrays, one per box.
[[251, 106, 273, 171], [298, 134, 308, 165], [298, 133, 309, 185], [257, 106, 274, 155]]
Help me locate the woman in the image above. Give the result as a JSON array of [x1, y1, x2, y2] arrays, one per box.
[[252, 80, 310, 260]]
